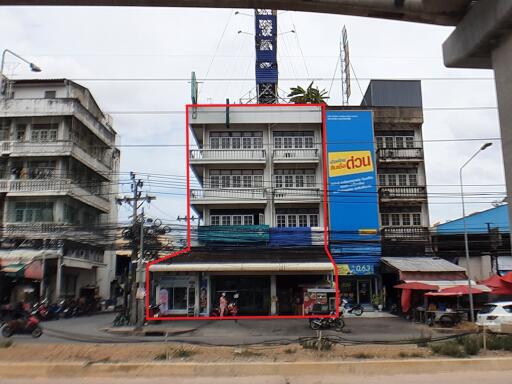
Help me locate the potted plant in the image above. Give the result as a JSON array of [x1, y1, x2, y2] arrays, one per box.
[[372, 292, 385, 311]]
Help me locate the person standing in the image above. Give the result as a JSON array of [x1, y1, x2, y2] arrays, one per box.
[[219, 292, 228, 317]]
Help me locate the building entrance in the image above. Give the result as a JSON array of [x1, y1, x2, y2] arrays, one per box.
[[211, 275, 270, 315]]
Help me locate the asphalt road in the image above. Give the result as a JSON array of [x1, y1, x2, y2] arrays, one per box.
[[0, 371, 510, 384], [1, 313, 446, 345]]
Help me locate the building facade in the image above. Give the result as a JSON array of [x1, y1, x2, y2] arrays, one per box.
[[150, 105, 335, 317], [0, 79, 120, 305]]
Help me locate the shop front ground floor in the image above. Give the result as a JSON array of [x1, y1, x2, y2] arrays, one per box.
[[149, 271, 336, 317]]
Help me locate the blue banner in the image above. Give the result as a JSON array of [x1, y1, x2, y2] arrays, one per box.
[[325, 110, 381, 264]]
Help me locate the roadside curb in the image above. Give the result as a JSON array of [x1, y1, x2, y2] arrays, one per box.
[[1, 357, 512, 378], [101, 327, 197, 336]]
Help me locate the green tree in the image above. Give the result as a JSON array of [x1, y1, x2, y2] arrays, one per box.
[[287, 81, 329, 104]]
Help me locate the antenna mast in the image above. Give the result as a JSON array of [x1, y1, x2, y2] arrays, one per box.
[[255, 9, 278, 104], [340, 26, 351, 106]]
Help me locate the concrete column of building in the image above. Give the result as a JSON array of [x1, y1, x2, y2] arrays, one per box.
[[55, 253, 63, 299], [270, 275, 277, 315], [492, 33, 512, 251]]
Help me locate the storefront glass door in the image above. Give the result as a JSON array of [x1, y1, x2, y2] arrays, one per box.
[[357, 280, 372, 304]]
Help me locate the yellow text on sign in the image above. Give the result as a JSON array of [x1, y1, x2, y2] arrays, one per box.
[[328, 150, 374, 177]]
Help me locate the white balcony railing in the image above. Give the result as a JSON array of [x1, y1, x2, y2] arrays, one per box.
[[190, 149, 266, 162], [191, 188, 265, 201], [0, 178, 110, 212], [273, 148, 319, 161], [273, 188, 322, 200]]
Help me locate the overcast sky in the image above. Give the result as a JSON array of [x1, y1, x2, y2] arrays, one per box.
[[0, 6, 504, 227]]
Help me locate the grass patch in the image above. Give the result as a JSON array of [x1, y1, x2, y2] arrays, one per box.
[[300, 339, 333, 351], [172, 348, 196, 359], [430, 341, 467, 358], [284, 348, 296, 354], [353, 352, 374, 359], [0, 340, 13, 348], [398, 351, 424, 358], [485, 334, 512, 351], [457, 335, 481, 356], [154, 352, 167, 361]]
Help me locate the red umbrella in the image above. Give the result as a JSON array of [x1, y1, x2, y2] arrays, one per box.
[[394, 282, 438, 290], [480, 274, 506, 287], [502, 271, 512, 284]]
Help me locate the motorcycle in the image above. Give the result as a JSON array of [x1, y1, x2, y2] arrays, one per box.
[[309, 312, 345, 331], [210, 293, 239, 317], [1, 312, 43, 338], [341, 299, 364, 316]]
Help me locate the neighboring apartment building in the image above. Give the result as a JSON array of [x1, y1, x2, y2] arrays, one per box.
[[0, 79, 120, 305], [366, 80, 430, 259]]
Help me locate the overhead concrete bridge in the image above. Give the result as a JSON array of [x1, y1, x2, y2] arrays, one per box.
[[2, 0, 512, 242]]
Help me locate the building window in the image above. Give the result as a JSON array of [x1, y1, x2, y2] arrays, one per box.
[[275, 209, 319, 228], [412, 213, 421, 226], [402, 214, 411, 226], [15, 124, 26, 142], [309, 214, 319, 227], [274, 131, 315, 149], [211, 214, 255, 226], [376, 135, 416, 149], [274, 169, 316, 188], [44, 90, 56, 99], [391, 214, 400, 226], [381, 214, 390, 226], [31, 124, 58, 142], [409, 174, 418, 186], [380, 172, 419, 187], [388, 174, 397, 186], [209, 131, 263, 150], [12, 201, 54, 223], [398, 174, 407, 186], [209, 169, 263, 189]]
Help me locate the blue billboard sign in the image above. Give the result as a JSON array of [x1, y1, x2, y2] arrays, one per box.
[[325, 110, 381, 267]]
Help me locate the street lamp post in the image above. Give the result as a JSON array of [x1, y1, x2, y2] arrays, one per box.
[[0, 49, 42, 96], [459, 142, 492, 322]]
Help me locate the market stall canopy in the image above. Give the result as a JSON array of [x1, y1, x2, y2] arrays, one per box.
[[425, 285, 486, 296], [0, 249, 59, 280], [381, 257, 467, 281], [479, 274, 512, 295], [480, 274, 507, 287], [394, 282, 438, 290]]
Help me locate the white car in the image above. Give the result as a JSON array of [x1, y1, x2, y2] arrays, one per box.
[[476, 302, 512, 332]]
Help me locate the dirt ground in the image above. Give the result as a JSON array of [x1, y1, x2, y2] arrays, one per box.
[[0, 342, 433, 363]]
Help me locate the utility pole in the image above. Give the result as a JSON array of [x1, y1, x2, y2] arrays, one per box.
[[117, 172, 155, 325]]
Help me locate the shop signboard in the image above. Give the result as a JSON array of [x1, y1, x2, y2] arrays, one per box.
[[325, 110, 381, 262], [337, 263, 375, 275]]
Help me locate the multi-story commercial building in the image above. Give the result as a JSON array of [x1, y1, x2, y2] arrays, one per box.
[[150, 105, 335, 317], [0, 79, 120, 305], [148, 80, 431, 316]]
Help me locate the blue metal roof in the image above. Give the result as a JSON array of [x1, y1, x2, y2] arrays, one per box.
[[436, 204, 509, 234]]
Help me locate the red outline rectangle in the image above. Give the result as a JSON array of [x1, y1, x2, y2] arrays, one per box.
[[146, 103, 339, 321]]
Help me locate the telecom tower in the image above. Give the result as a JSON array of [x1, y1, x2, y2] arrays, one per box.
[[254, 9, 278, 104]]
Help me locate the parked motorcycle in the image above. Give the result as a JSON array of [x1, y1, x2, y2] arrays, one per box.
[[341, 299, 364, 316], [1, 313, 43, 338], [309, 312, 345, 331]]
